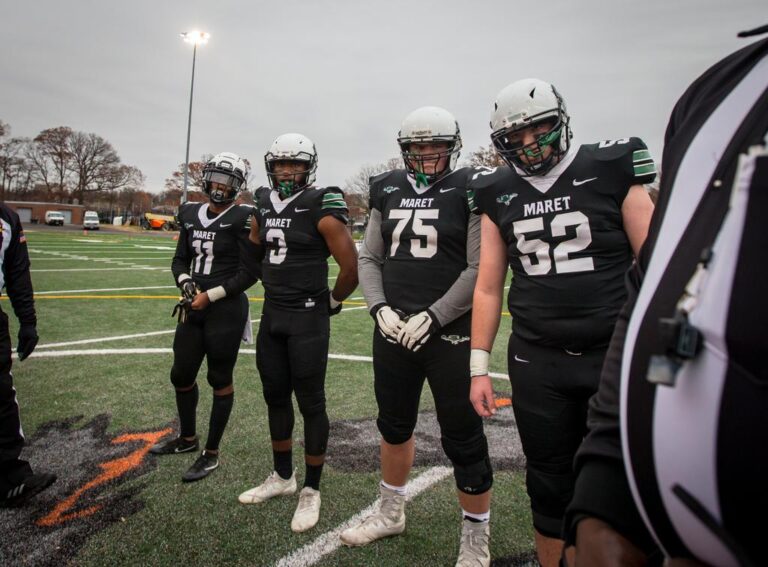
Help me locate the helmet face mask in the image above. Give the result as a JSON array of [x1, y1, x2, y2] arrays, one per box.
[[490, 79, 572, 176], [265, 133, 317, 198], [202, 152, 248, 204], [398, 106, 462, 186]]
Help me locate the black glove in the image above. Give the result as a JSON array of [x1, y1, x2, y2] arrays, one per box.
[[329, 291, 342, 316], [17, 325, 39, 361], [173, 280, 200, 323]]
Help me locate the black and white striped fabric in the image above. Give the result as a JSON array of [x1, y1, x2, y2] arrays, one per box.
[[570, 35, 768, 566]]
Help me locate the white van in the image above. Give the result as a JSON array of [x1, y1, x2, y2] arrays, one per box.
[[45, 211, 65, 226], [83, 211, 100, 230]]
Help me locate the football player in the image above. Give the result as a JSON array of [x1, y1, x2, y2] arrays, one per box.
[[238, 133, 358, 533], [468, 79, 656, 567], [340, 107, 493, 567], [150, 152, 261, 483]]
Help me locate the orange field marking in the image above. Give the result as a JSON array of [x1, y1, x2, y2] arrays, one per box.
[[36, 427, 173, 527], [495, 397, 512, 407]]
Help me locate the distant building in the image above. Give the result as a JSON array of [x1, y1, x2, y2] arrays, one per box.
[[3, 201, 85, 225]]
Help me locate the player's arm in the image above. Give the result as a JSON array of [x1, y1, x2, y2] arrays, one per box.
[[170, 210, 194, 287], [621, 185, 654, 258], [318, 215, 358, 307], [4, 212, 38, 360], [469, 214, 507, 417]]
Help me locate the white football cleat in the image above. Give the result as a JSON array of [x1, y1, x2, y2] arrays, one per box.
[[340, 484, 405, 546], [238, 471, 296, 504], [455, 519, 490, 567], [291, 487, 321, 533]]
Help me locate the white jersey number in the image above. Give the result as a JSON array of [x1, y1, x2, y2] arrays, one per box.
[[388, 209, 439, 258], [513, 211, 595, 275], [266, 228, 287, 264], [192, 240, 215, 275]]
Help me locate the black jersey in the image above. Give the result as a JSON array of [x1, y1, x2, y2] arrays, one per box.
[[369, 168, 474, 314], [472, 137, 655, 351], [171, 202, 259, 295], [254, 186, 348, 310]]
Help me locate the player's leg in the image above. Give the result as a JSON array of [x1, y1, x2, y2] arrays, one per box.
[[150, 314, 205, 456], [239, 304, 297, 503], [508, 334, 604, 567], [286, 308, 330, 532], [340, 330, 424, 546], [426, 314, 493, 567], [0, 309, 56, 507]]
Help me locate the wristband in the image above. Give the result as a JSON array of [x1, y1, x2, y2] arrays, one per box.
[[177, 273, 192, 286], [470, 349, 490, 377], [206, 285, 226, 303]]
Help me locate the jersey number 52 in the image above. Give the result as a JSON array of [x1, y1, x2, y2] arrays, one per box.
[[513, 211, 595, 275]]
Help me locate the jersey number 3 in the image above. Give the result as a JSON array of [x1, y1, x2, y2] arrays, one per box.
[[513, 211, 595, 275]]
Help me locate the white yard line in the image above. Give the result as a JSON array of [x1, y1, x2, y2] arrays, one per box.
[[274, 466, 453, 567], [35, 286, 177, 295], [31, 267, 170, 272]]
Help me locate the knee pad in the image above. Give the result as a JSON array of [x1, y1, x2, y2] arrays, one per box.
[[263, 390, 291, 409], [453, 455, 493, 495], [295, 390, 326, 417], [526, 459, 575, 535], [376, 415, 415, 446], [206, 369, 232, 391], [170, 364, 196, 389]]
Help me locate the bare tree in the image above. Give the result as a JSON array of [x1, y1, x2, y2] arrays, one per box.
[[68, 131, 122, 202], [343, 157, 401, 202], [0, 134, 31, 201], [463, 145, 505, 168], [164, 154, 213, 193], [33, 127, 73, 201]]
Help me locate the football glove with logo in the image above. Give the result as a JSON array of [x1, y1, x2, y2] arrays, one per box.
[[173, 280, 201, 323], [397, 310, 439, 352], [372, 304, 406, 343]]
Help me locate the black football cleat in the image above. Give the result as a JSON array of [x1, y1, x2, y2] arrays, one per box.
[[0, 472, 57, 508], [149, 436, 199, 455], [182, 451, 219, 483]]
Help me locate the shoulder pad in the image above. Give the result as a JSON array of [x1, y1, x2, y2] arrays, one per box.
[[466, 165, 514, 189], [585, 137, 648, 162], [369, 169, 405, 187]]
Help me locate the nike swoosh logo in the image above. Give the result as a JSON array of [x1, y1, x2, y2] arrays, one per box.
[[572, 177, 597, 186], [514, 355, 530, 363], [295, 208, 310, 213], [219, 223, 232, 228], [439, 187, 457, 193], [174, 446, 195, 453]]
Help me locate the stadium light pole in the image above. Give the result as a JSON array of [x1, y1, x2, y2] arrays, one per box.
[[180, 30, 210, 204]]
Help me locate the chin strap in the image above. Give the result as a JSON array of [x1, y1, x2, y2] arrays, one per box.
[[415, 172, 429, 188]]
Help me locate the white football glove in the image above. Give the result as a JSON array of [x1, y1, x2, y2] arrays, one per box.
[[397, 310, 437, 352], [375, 305, 404, 342]]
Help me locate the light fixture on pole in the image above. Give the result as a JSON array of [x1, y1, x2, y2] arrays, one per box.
[[180, 30, 210, 205]]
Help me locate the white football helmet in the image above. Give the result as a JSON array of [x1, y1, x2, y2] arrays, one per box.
[[490, 78, 572, 176], [202, 152, 249, 204], [397, 106, 462, 184], [264, 133, 318, 198]]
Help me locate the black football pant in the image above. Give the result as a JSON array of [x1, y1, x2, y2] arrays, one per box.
[[373, 313, 492, 494], [507, 334, 605, 538], [0, 307, 33, 488], [170, 293, 249, 391], [256, 302, 330, 457]]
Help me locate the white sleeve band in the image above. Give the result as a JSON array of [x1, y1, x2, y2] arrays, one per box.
[[177, 273, 192, 285], [206, 286, 226, 303], [470, 349, 490, 377], [329, 292, 341, 310]]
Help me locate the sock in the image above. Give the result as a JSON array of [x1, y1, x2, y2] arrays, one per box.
[[175, 384, 199, 438], [205, 392, 233, 451], [274, 450, 293, 480], [304, 462, 324, 490], [380, 480, 407, 496], [462, 509, 490, 523]]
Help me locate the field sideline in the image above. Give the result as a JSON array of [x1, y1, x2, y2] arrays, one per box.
[[1, 229, 537, 567]]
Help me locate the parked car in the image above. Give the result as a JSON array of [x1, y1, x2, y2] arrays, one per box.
[[83, 211, 100, 230], [44, 211, 65, 226]]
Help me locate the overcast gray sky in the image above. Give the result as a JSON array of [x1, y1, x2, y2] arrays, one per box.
[[2, 1, 764, 193]]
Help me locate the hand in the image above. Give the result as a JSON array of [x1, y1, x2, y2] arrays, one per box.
[[180, 279, 199, 301], [374, 305, 405, 342], [329, 291, 342, 316], [397, 310, 437, 352], [470, 375, 497, 417], [17, 325, 39, 361], [191, 292, 210, 311]]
